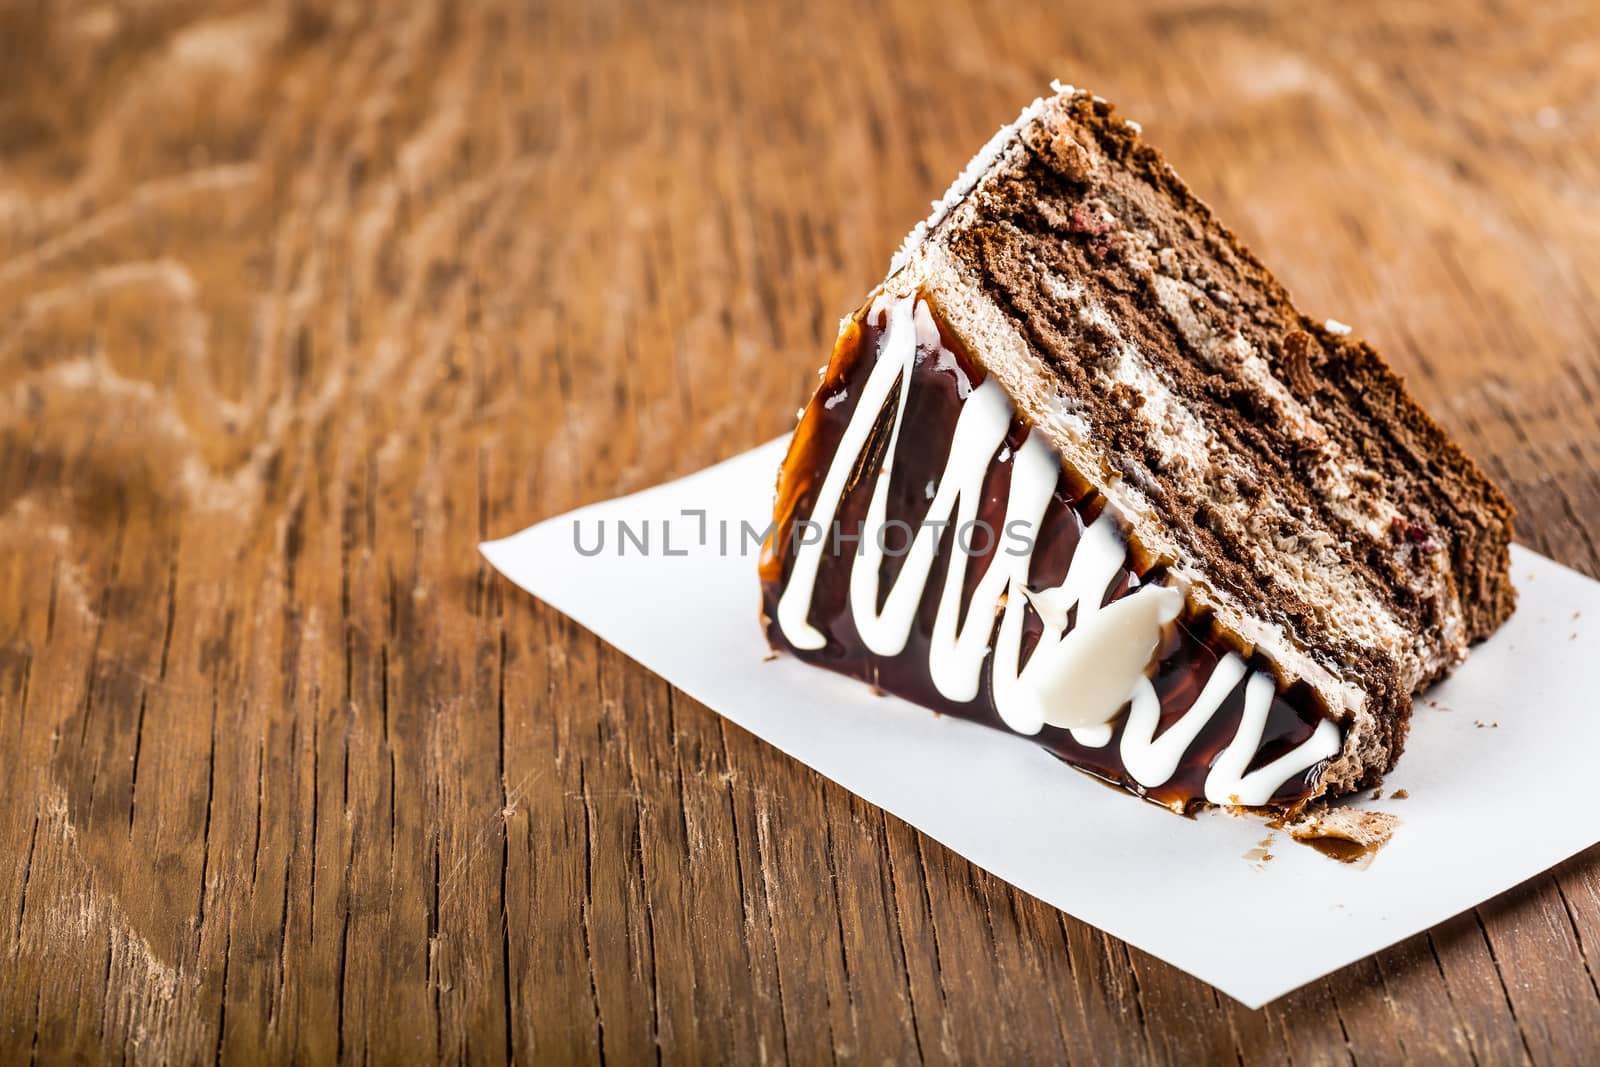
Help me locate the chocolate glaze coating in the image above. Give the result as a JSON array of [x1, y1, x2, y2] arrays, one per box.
[[759, 295, 1342, 813]]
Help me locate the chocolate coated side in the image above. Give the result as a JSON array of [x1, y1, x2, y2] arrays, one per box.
[[759, 296, 1341, 812]]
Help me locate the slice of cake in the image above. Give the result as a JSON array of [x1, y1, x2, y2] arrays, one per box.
[[758, 84, 1515, 814]]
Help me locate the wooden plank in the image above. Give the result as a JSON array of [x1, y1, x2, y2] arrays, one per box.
[[2, 0, 1599, 1062]]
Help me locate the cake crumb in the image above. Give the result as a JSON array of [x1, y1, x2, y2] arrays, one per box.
[[1282, 330, 1321, 396], [1244, 834, 1277, 867], [762, 652, 780, 663], [1473, 719, 1499, 729], [1391, 789, 1410, 799], [1280, 809, 1399, 867], [1371, 788, 1383, 800]]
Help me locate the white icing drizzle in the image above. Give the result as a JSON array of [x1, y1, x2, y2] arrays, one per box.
[[1121, 654, 1246, 788], [1205, 672, 1341, 806], [776, 293, 1342, 799]]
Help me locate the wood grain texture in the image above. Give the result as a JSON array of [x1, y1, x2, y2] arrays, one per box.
[[2, 0, 1598, 1062]]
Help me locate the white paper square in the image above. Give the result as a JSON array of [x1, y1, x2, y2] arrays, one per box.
[[482, 438, 1600, 1008]]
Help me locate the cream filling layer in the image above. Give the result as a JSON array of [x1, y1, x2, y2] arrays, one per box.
[[1147, 272, 1390, 542], [1141, 268, 1467, 683], [1060, 271, 1417, 667], [776, 292, 1340, 802]]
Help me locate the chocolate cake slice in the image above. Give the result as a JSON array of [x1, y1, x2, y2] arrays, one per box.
[[757, 84, 1515, 814]]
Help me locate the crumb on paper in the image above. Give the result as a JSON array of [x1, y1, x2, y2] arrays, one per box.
[[762, 652, 779, 663], [1371, 788, 1383, 800], [1391, 789, 1409, 799], [1280, 808, 1399, 867], [1473, 719, 1500, 729], [1244, 833, 1277, 867]]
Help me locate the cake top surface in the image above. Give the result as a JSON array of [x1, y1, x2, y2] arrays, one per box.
[[890, 83, 1072, 274]]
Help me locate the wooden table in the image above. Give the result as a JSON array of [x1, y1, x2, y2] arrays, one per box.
[[3, 0, 1599, 1061]]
